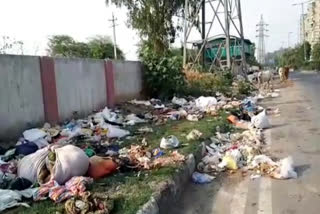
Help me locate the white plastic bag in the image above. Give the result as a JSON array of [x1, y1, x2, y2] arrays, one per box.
[[172, 97, 188, 106], [195, 96, 217, 110], [160, 135, 180, 149], [23, 129, 47, 142], [103, 124, 130, 138], [273, 156, 297, 179], [251, 110, 271, 129], [125, 114, 146, 125]]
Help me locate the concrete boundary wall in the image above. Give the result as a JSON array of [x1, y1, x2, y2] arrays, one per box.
[[0, 55, 45, 140], [113, 61, 144, 102], [0, 55, 143, 141], [54, 58, 107, 121]]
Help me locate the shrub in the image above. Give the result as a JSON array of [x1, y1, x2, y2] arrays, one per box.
[[183, 68, 234, 97], [140, 47, 185, 99]]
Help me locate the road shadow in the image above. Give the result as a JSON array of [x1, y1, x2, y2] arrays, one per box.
[[295, 164, 311, 178], [269, 123, 288, 129]]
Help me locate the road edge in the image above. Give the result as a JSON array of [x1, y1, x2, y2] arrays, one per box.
[[136, 142, 206, 214]]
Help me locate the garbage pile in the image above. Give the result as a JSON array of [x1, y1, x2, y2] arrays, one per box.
[[192, 90, 297, 184], [0, 89, 295, 211], [0, 94, 239, 212]]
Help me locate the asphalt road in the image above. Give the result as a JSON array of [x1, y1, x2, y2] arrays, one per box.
[[168, 71, 320, 214]]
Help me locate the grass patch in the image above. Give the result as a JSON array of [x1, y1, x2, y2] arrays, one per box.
[[5, 111, 233, 214]]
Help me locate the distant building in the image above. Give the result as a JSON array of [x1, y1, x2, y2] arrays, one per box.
[[193, 34, 255, 67], [305, 1, 320, 47]]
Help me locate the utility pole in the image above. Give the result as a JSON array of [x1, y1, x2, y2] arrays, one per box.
[[293, 1, 311, 61], [109, 13, 118, 60], [256, 15, 268, 65], [237, 0, 247, 74], [183, 0, 189, 66], [202, 0, 206, 67], [224, 0, 231, 69]]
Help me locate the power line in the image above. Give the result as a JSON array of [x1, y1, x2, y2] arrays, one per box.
[[109, 12, 118, 60]]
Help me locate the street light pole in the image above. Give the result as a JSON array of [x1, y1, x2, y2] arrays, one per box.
[[293, 1, 311, 61]]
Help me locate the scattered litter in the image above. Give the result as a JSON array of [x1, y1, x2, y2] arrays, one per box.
[[152, 151, 185, 168], [152, 148, 165, 158], [129, 99, 152, 106], [125, 114, 146, 125], [250, 174, 261, 180], [172, 97, 188, 106], [138, 127, 153, 133], [251, 110, 271, 129], [195, 96, 217, 110], [272, 156, 297, 179], [186, 130, 203, 141], [23, 129, 47, 142], [87, 156, 118, 179], [160, 136, 180, 149], [192, 172, 215, 184]]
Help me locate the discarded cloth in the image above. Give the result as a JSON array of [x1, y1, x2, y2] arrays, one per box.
[[34, 177, 93, 203], [15, 141, 39, 156], [65, 192, 114, 214], [87, 156, 118, 179], [0, 188, 38, 212]]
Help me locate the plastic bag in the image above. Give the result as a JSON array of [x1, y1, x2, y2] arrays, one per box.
[[23, 129, 47, 142], [125, 114, 146, 125], [192, 172, 215, 184], [195, 96, 217, 110], [172, 97, 188, 106], [272, 156, 297, 179], [102, 124, 130, 138], [160, 136, 180, 149], [251, 110, 271, 129]]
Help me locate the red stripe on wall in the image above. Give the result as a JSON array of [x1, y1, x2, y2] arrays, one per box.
[[104, 60, 116, 108], [39, 56, 59, 124]]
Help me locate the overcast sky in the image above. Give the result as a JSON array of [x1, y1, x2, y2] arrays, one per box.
[[0, 0, 304, 60]]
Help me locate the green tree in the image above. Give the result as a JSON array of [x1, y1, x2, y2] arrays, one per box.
[[312, 42, 320, 69], [47, 35, 124, 59], [106, 0, 197, 55], [87, 36, 124, 60], [279, 42, 311, 68]]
